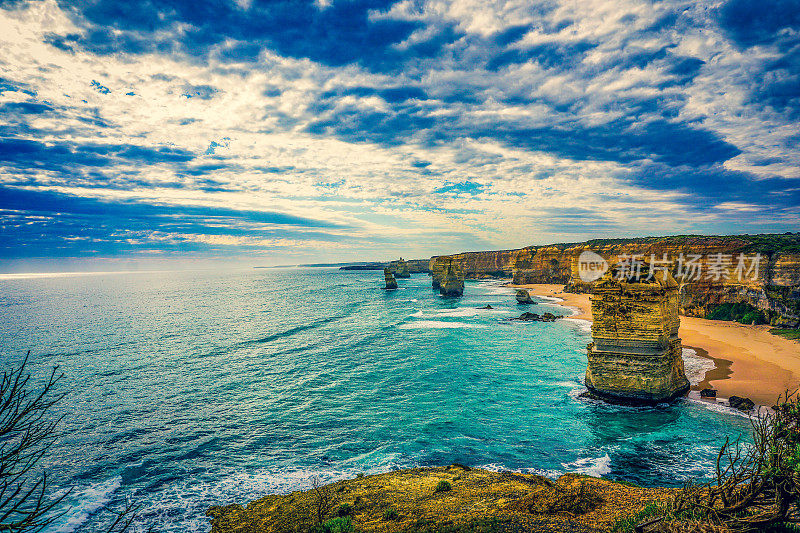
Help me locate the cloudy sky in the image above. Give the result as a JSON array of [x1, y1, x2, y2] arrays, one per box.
[[1, 0, 798, 269]]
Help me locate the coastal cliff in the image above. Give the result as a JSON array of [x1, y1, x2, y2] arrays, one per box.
[[422, 234, 800, 327], [429, 249, 516, 283], [207, 466, 671, 533]]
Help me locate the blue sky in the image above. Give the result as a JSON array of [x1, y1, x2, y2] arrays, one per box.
[[0, 0, 798, 269]]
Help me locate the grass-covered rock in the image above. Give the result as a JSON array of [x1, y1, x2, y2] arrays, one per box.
[[207, 465, 674, 533]]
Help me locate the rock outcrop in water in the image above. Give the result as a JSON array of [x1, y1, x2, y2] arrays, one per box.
[[384, 268, 398, 290], [515, 289, 535, 304], [436, 257, 464, 297], [390, 258, 411, 278], [585, 264, 690, 404]]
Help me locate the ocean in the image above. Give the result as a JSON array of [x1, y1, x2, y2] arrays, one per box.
[[0, 268, 751, 532]]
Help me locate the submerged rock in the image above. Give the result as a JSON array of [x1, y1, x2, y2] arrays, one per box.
[[511, 311, 563, 322], [700, 388, 717, 398], [515, 289, 535, 304], [729, 396, 755, 411], [585, 264, 689, 404], [478, 304, 494, 309], [384, 268, 398, 290]]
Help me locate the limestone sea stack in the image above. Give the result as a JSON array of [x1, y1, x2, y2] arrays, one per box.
[[391, 257, 411, 278], [384, 268, 398, 290], [438, 257, 465, 297], [515, 289, 535, 304], [585, 264, 690, 403]]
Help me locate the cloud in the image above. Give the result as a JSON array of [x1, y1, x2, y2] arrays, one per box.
[[0, 0, 798, 264]]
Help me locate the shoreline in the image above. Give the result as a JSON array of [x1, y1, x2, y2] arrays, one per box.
[[514, 283, 800, 407]]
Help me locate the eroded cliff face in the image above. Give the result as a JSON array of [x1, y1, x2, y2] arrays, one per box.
[[510, 245, 572, 284], [513, 236, 800, 326], [429, 249, 515, 284], [390, 258, 411, 278], [426, 235, 800, 325], [586, 267, 689, 403]]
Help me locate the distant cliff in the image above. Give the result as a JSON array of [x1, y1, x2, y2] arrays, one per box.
[[429, 249, 516, 285], [425, 234, 800, 327], [340, 259, 430, 273]]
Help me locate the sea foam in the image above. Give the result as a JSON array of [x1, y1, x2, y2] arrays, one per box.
[[44, 476, 121, 533], [681, 347, 716, 386], [398, 320, 488, 329], [561, 454, 612, 477]]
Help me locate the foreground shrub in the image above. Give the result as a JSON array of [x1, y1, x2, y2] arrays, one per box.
[[529, 481, 603, 515], [311, 516, 353, 533], [706, 303, 767, 325], [336, 503, 352, 517], [652, 391, 800, 532], [435, 480, 452, 493]]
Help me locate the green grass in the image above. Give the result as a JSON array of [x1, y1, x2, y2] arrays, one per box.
[[383, 507, 399, 521], [612, 501, 670, 532], [771, 328, 800, 340], [311, 516, 354, 533]]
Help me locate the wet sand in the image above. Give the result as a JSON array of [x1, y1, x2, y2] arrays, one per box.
[[514, 283, 800, 406]]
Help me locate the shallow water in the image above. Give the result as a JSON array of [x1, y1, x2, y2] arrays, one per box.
[[0, 268, 751, 532]]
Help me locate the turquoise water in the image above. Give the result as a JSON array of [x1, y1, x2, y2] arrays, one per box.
[[0, 268, 751, 532]]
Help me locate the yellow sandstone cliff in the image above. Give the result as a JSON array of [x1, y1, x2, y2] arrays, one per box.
[[585, 265, 689, 403]]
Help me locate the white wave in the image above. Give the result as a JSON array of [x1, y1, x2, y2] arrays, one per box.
[[44, 476, 122, 533], [476, 284, 516, 295], [681, 347, 716, 386], [409, 307, 511, 318], [535, 295, 564, 303], [685, 396, 758, 418], [477, 463, 563, 479], [561, 318, 591, 334], [398, 321, 488, 329], [568, 386, 590, 401], [132, 467, 386, 533], [561, 454, 612, 477]]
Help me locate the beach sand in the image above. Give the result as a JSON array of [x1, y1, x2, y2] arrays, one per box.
[[514, 284, 800, 406]]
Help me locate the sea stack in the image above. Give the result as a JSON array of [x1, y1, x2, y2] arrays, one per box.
[[515, 289, 535, 304], [384, 268, 398, 290], [585, 264, 689, 403], [438, 257, 464, 297], [431, 255, 459, 289], [392, 257, 411, 278]]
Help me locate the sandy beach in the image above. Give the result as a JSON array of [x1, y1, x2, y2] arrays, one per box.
[[515, 283, 800, 406]]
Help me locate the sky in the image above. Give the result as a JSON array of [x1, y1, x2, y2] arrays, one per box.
[[0, 0, 799, 270]]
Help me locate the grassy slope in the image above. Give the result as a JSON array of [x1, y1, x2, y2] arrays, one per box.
[[207, 466, 674, 533]]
